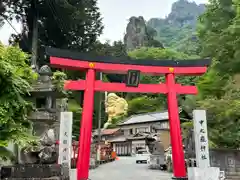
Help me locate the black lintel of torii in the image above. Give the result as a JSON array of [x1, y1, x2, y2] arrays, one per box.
[[45, 47, 211, 67]]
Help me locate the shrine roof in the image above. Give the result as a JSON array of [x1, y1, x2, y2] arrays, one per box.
[[46, 47, 211, 67], [119, 111, 169, 126], [92, 128, 120, 136], [101, 128, 120, 135]]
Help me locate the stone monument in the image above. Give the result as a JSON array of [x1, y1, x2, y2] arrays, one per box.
[[58, 112, 73, 170], [19, 65, 60, 164], [187, 110, 220, 180], [145, 134, 165, 155], [104, 93, 128, 128], [1, 65, 69, 179], [145, 133, 165, 169]]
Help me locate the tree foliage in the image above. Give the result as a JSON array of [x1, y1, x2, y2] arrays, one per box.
[[128, 47, 189, 60], [1, 0, 103, 60], [92, 40, 128, 57], [0, 0, 105, 140], [197, 79, 240, 148], [198, 0, 237, 73], [0, 44, 37, 159], [127, 96, 164, 116], [193, 0, 240, 148]]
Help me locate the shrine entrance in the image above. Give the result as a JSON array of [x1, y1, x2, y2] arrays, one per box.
[[47, 47, 210, 180]]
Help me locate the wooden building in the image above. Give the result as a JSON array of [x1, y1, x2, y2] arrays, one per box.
[[93, 109, 191, 156]]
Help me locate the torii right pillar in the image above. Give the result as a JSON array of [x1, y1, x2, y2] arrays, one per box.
[[166, 71, 187, 179]]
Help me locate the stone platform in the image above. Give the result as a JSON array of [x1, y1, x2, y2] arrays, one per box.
[[0, 164, 69, 180]]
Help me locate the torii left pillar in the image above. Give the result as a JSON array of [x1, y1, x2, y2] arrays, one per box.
[[77, 68, 95, 180]]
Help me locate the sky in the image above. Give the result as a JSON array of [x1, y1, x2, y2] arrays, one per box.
[[0, 0, 207, 45]]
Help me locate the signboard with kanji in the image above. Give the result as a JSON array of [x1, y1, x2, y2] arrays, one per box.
[[193, 110, 210, 168], [58, 112, 73, 167], [126, 70, 140, 87]]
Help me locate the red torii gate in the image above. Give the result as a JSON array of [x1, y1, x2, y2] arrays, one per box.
[[46, 47, 210, 180]]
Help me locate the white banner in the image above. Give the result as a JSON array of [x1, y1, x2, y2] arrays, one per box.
[[58, 112, 73, 168], [193, 110, 210, 168]]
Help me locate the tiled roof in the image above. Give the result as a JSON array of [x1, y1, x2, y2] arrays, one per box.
[[92, 128, 120, 136], [119, 111, 169, 126], [101, 128, 120, 135]]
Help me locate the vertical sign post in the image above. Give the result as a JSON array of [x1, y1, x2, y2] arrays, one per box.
[[188, 110, 221, 180], [193, 110, 210, 168], [58, 112, 73, 168]]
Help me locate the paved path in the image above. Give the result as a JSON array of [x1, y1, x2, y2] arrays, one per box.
[[71, 156, 172, 180]]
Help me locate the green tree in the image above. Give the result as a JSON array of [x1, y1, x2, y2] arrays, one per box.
[[128, 47, 189, 60], [2, 0, 103, 57], [92, 40, 128, 57], [0, 44, 37, 160], [197, 79, 240, 148], [198, 0, 236, 74], [195, 0, 240, 148], [127, 96, 165, 116], [1, 0, 104, 136], [197, 68, 229, 99], [174, 35, 202, 56]]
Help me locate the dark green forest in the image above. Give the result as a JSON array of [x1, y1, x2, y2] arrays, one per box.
[[0, 0, 240, 158]]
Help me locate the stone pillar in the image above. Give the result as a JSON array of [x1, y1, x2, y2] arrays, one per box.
[[188, 167, 220, 180]]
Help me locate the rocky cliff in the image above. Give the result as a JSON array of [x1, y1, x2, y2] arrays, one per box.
[[147, 0, 205, 54], [124, 16, 163, 51]]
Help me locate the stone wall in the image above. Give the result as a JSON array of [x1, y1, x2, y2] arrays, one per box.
[[187, 149, 240, 179], [209, 149, 240, 180], [1, 164, 69, 179]]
